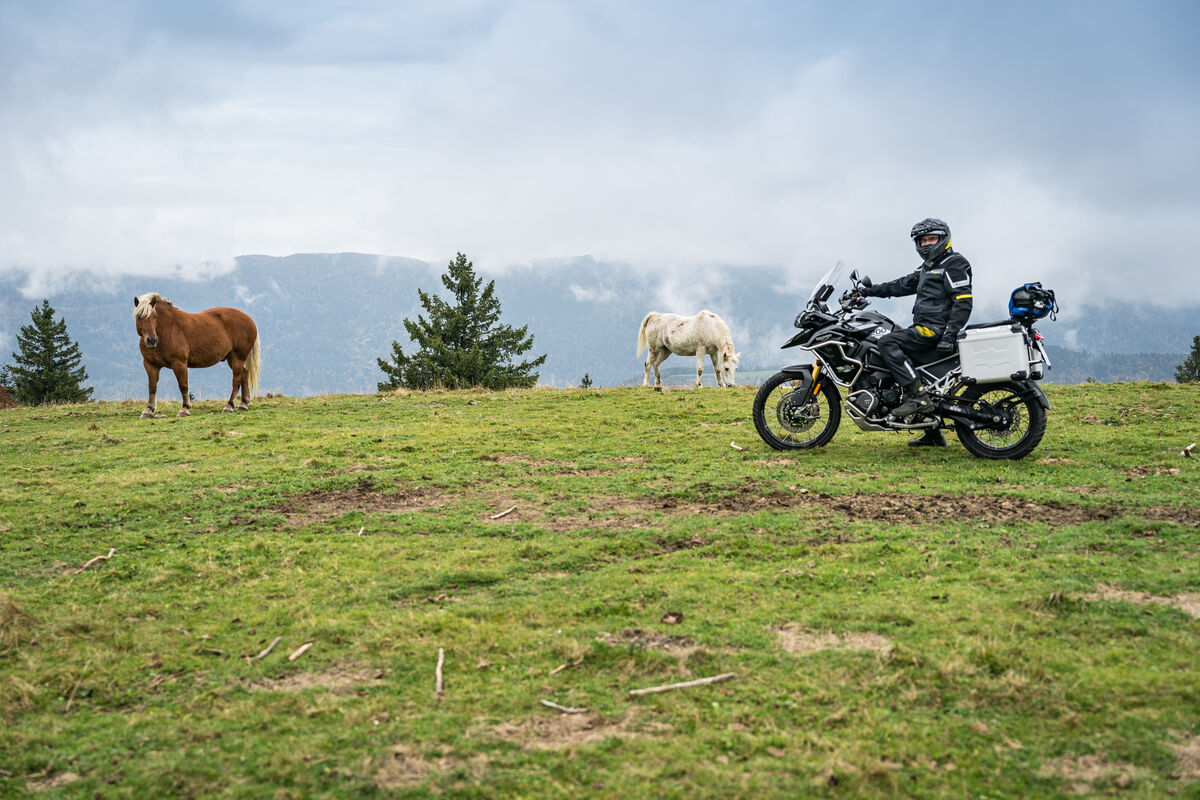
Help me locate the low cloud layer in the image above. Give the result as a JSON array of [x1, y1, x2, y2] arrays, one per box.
[[3, 1, 1198, 310]]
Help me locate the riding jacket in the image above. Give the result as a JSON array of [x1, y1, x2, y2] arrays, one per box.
[[865, 250, 973, 343]]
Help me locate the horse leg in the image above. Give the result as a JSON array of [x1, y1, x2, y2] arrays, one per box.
[[171, 363, 191, 417], [711, 352, 724, 387], [141, 362, 161, 418], [695, 353, 706, 388], [643, 352, 652, 387], [225, 355, 246, 412], [652, 348, 668, 389]]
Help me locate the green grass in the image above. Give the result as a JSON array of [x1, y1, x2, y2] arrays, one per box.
[[1, 383, 1198, 798]]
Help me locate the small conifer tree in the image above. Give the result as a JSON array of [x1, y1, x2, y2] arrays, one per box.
[[5, 299, 94, 405], [378, 253, 546, 390], [1176, 335, 1200, 384]]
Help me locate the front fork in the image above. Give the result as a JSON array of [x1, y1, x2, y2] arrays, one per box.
[[807, 362, 823, 400]]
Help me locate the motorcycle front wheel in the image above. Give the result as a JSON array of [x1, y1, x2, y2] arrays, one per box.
[[953, 381, 1047, 460], [752, 371, 841, 450]]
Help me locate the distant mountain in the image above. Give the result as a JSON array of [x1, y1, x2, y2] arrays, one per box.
[[1, 254, 1193, 400]]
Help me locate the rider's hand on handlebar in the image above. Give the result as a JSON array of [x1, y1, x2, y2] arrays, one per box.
[[936, 339, 954, 354]]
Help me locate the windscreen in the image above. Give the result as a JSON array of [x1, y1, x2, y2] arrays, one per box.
[[807, 261, 846, 304]]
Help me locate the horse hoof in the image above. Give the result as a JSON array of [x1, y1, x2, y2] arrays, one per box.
[[236, 404, 250, 411], [140, 410, 155, 419], [177, 409, 191, 417], [222, 406, 235, 414]]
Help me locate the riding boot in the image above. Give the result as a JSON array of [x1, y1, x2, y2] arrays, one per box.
[[891, 381, 934, 417], [908, 428, 947, 447]]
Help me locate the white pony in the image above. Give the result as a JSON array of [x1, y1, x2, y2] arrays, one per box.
[[637, 310, 740, 388]]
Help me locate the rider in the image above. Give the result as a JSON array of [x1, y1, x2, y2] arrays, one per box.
[[858, 218, 973, 447]]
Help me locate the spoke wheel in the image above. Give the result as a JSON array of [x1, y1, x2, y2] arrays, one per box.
[[752, 371, 841, 450], [954, 381, 1046, 460]]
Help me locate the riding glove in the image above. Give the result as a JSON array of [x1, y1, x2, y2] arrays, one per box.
[[936, 338, 954, 354]]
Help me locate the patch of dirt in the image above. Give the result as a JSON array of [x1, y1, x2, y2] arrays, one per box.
[[1125, 465, 1182, 478], [373, 745, 488, 789], [1082, 584, 1200, 618], [1036, 457, 1079, 465], [486, 709, 671, 750], [242, 666, 388, 692], [776, 625, 893, 655], [273, 483, 443, 526], [26, 772, 80, 791], [214, 483, 254, 493], [1037, 753, 1145, 793], [487, 481, 1197, 531], [597, 629, 697, 656], [1168, 732, 1200, 780]]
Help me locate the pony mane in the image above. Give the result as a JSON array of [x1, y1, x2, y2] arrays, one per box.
[[134, 292, 171, 320]]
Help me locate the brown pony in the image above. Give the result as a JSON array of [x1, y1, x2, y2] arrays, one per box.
[[133, 293, 261, 418]]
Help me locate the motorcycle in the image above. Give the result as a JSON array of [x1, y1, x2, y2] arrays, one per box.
[[751, 262, 1056, 460]]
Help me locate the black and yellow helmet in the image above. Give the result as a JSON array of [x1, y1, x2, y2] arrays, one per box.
[[910, 218, 951, 264]]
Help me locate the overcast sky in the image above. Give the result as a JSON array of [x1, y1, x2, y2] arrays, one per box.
[[2, 0, 1198, 309]]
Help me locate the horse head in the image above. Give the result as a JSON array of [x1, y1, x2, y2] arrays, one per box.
[[133, 293, 163, 349], [721, 348, 741, 387]]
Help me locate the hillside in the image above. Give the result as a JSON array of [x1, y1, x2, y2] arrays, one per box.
[[1, 383, 1198, 797], [1, 255, 1194, 398]]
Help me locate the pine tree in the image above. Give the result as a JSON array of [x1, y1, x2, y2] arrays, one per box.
[[1176, 335, 1200, 384], [6, 299, 94, 405], [378, 253, 547, 391]]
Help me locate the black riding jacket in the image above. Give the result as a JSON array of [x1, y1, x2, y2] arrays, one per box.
[[867, 250, 973, 341]]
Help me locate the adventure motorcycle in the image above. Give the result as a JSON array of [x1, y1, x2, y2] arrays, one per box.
[[751, 262, 1057, 460]]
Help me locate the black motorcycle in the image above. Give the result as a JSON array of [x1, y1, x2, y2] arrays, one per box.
[[751, 262, 1056, 460]]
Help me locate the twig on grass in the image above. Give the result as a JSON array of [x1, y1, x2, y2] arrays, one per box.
[[73, 548, 115, 574], [549, 657, 584, 676], [490, 505, 517, 520], [436, 648, 445, 697], [1183, 443, 1196, 458], [730, 441, 744, 451], [64, 660, 93, 711], [540, 699, 587, 714], [356, 526, 365, 536], [287, 642, 313, 662], [628, 672, 735, 697], [251, 636, 282, 661]]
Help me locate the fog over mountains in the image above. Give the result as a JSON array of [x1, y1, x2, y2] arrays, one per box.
[[1, 254, 1194, 401]]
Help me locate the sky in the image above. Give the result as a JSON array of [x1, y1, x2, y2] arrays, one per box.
[[2, 0, 1199, 311]]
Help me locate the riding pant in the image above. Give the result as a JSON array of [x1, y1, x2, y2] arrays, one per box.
[[877, 325, 940, 386]]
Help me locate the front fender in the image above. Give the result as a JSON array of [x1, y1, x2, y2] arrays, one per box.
[[776, 365, 814, 397], [773, 364, 840, 405]]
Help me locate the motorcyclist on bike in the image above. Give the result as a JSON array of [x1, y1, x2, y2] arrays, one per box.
[[857, 218, 973, 447]]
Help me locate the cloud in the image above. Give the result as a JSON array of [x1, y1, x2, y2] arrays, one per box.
[[1, 1, 1197, 309]]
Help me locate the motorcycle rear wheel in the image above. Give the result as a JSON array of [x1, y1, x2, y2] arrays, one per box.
[[953, 381, 1046, 460], [752, 370, 841, 450]]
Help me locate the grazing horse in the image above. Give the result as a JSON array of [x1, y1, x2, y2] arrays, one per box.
[[133, 293, 261, 418], [637, 310, 740, 389]]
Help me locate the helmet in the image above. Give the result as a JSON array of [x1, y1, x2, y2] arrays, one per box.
[[910, 218, 951, 264]]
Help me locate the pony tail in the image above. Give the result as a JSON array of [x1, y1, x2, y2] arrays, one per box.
[[636, 312, 653, 357], [245, 336, 262, 398]]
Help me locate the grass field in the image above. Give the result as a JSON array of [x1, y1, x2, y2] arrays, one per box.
[[2, 382, 1198, 798]]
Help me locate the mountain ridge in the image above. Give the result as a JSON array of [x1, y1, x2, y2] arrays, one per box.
[[2, 253, 1193, 399]]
